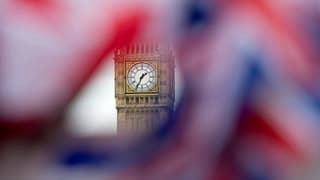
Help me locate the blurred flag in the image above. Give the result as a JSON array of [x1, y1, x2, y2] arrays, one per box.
[[1, 0, 320, 180]]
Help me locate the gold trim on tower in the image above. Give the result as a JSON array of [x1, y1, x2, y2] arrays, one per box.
[[125, 61, 159, 94]]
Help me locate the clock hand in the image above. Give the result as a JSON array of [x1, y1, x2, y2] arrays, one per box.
[[140, 73, 148, 80], [135, 73, 148, 90], [135, 80, 141, 90]]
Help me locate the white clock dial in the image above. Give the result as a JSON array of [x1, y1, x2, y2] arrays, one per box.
[[128, 63, 157, 92]]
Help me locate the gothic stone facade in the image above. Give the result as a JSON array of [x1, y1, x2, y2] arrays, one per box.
[[114, 43, 175, 135]]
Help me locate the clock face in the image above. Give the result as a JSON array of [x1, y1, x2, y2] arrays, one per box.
[[127, 63, 157, 92]]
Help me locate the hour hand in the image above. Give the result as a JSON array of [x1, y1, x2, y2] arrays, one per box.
[[139, 72, 148, 80]]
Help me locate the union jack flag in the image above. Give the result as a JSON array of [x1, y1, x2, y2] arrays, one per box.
[[0, 0, 320, 179]]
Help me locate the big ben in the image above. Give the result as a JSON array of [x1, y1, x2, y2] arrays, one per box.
[[114, 43, 175, 135]]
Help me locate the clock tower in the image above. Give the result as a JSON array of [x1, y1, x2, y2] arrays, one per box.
[[114, 43, 175, 135]]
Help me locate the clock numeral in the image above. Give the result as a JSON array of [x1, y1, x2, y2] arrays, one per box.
[[128, 79, 134, 84]]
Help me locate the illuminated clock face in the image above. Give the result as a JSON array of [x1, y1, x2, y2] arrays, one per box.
[[128, 63, 157, 92]]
